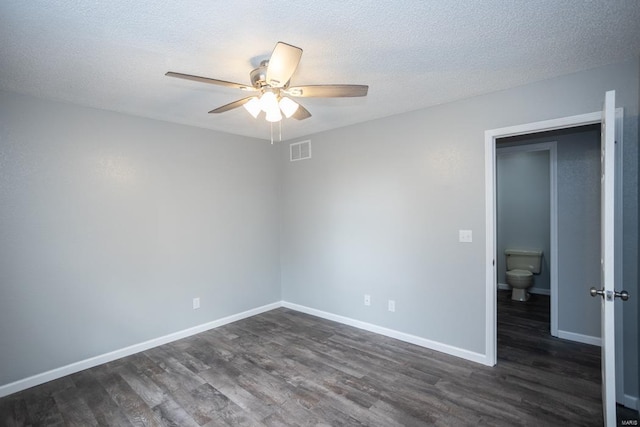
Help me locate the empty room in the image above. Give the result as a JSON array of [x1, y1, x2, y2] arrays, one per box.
[[1, 2, 639, 426]]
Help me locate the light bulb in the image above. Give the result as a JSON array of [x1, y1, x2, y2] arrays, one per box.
[[265, 108, 282, 122], [259, 91, 278, 113], [243, 97, 261, 118], [279, 97, 299, 118]]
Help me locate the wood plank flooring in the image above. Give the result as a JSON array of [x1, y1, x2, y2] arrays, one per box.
[[1, 292, 637, 426]]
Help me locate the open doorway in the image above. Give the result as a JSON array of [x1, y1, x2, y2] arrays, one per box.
[[484, 108, 625, 409], [496, 125, 601, 347], [494, 126, 605, 415]]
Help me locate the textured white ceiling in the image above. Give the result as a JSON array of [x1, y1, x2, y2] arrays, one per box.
[[1, 1, 639, 141]]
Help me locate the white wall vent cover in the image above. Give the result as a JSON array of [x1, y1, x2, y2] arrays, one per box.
[[290, 140, 311, 161]]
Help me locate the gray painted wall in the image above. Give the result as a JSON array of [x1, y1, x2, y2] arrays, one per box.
[[557, 130, 601, 339], [496, 149, 551, 291], [0, 91, 281, 386], [280, 58, 639, 398]]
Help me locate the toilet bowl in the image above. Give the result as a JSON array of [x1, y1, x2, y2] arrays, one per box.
[[505, 269, 534, 301], [505, 249, 543, 302]]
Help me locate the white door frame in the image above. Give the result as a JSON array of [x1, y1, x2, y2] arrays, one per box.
[[484, 109, 624, 400]]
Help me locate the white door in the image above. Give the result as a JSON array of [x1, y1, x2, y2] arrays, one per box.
[[592, 90, 629, 426]]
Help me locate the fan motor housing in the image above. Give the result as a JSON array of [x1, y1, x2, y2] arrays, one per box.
[[250, 61, 269, 88]]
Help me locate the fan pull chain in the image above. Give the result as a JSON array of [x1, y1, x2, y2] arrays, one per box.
[[268, 122, 284, 144]]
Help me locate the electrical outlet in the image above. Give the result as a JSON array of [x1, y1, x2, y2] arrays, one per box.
[[388, 300, 395, 312], [459, 229, 473, 243], [364, 294, 371, 306], [193, 297, 200, 310]]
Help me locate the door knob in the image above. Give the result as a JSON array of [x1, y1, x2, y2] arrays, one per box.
[[590, 287, 629, 301], [614, 290, 630, 301]]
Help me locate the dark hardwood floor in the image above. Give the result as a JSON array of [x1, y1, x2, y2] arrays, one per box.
[[1, 292, 637, 426], [497, 290, 638, 427]]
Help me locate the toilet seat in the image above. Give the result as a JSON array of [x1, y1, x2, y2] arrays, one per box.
[[506, 269, 533, 279]]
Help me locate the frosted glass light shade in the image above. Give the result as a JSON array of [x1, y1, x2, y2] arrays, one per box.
[[265, 108, 282, 122], [259, 91, 279, 114], [279, 97, 299, 118], [243, 97, 261, 118]]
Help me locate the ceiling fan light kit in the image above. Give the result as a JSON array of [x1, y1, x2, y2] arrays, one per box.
[[278, 96, 300, 118], [166, 41, 368, 140], [243, 97, 261, 118], [258, 91, 281, 122]]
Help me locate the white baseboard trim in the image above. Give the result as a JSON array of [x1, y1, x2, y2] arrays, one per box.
[[0, 301, 282, 398], [497, 283, 551, 296], [557, 330, 601, 347], [624, 394, 639, 410], [281, 301, 491, 366]]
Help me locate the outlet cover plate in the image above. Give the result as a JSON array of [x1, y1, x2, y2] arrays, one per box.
[[459, 229, 473, 243], [388, 300, 395, 312]]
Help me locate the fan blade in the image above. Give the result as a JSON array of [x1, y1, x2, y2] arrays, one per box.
[[266, 42, 303, 88], [208, 97, 255, 114], [166, 72, 256, 91], [292, 104, 312, 120], [285, 84, 368, 98]]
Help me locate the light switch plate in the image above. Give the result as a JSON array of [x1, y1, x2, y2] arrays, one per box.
[[459, 229, 473, 243]]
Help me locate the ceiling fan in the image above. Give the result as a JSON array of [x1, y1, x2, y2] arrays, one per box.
[[166, 42, 368, 123]]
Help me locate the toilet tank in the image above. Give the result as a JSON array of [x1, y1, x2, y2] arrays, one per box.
[[505, 249, 543, 273]]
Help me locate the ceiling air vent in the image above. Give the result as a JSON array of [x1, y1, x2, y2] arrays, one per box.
[[290, 140, 311, 162]]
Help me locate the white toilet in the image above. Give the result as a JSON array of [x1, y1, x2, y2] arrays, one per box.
[[505, 249, 543, 301]]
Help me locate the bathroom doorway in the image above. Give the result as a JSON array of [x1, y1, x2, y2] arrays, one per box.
[[496, 142, 553, 310], [488, 113, 626, 406], [496, 125, 601, 346]]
